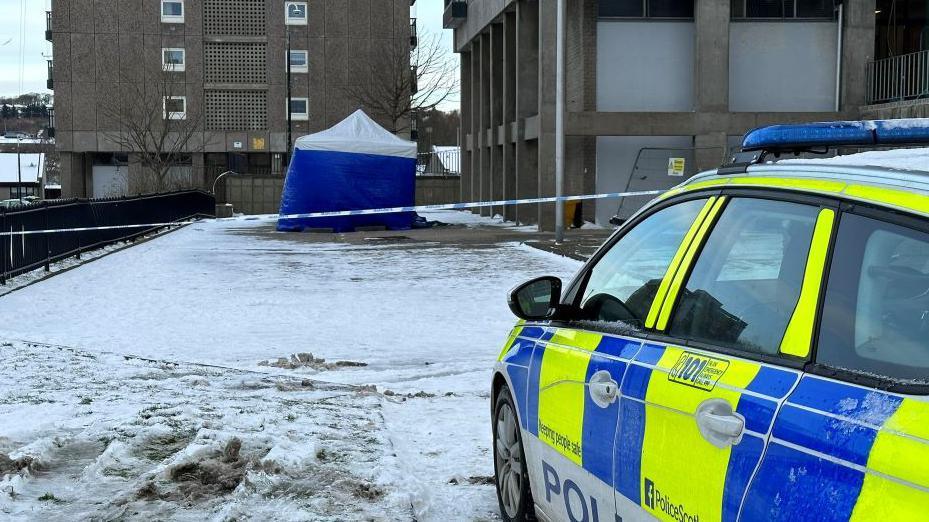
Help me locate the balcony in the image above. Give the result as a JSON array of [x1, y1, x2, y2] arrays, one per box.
[[443, 1, 467, 29], [46, 60, 53, 90], [411, 65, 418, 95], [866, 50, 929, 105], [45, 11, 52, 41], [410, 111, 419, 141], [410, 18, 417, 48]]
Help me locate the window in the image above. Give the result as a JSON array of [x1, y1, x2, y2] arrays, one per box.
[[578, 198, 710, 326], [288, 50, 308, 73], [285, 2, 308, 25], [288, 98, 308, 121], [731, 0, 835, 19], [669, 198, 820, 356], [11, 186, 36, 199], [599, 0, 694, 18], [163, 96, 187, 120], [161, 0, 184, 23], [162, 48, 186, 72], [818, 214, 929, 384]]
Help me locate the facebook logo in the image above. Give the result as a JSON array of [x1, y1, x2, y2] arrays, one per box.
[[644, 478, 655, 509]]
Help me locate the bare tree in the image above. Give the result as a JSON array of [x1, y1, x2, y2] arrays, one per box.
[[100, 63, 204, 194], [343, 31, 458, 134]]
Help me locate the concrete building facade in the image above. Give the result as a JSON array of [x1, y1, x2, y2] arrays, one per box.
[[49, 0, 415, 198], [446, 0, 877, 229]]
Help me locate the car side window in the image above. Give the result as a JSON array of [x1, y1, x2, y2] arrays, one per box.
[[668, 198, 820, 356], [817, 213, 929, 384], [579, 198, 709, 327]]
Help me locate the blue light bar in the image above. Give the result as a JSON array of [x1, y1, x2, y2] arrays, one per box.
[[740, 118, 929, 152], [873, 119, 929, 144]]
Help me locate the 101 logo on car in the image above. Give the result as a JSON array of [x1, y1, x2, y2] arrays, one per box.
[[667, 351, 729, 391]]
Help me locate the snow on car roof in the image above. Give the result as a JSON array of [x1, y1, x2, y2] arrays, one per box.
[[779, 147, 929, 172]]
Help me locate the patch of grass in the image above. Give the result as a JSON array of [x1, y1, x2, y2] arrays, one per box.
[[79, 397, 93, 405], [38, 492, 63, 503]]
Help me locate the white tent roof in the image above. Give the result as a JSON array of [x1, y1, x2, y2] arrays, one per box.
[[0, 153, 43, 184], [294, 110, 417, 159]]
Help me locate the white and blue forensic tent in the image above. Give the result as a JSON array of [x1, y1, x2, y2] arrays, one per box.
[[277, 110, 417, 232]]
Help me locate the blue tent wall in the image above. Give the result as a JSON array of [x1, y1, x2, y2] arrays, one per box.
[[277, 149, 416, 232]]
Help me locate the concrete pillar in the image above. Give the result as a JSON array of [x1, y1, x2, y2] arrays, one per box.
[[471, 37, 483, 214], [695, 132, 728, 172], [537, 0, 558, 231], [694, 0, 731, 174], [565, 0, 597, 226], [515, 0, 540, 225], [841, 0, 876, 111], [491, 22, 505, 217], [502, 11, 517, 222], [460, 50, 473, 202], [60, 152, 86, 199], [480, 32, 492, 216], [192, 153, 205, 190], [695, 0, 730, 113]]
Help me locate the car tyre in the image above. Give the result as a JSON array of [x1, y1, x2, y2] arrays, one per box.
[[493, 383, 535, 521]]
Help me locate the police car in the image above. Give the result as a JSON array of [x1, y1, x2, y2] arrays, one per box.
[[493, 120, 929, 522]]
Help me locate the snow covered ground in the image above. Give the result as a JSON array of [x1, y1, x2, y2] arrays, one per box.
[[0, 211, 583, 521]]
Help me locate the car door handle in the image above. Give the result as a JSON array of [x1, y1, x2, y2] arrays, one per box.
[[587, 370, 618, 408], [695, 398, 745, 448]]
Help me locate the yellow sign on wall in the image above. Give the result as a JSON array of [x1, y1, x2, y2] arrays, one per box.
[[252, 137, 266, 151], [668, 157, 686, 177]]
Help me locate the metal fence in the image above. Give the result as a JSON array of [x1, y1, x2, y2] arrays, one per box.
[[866, 50, 929, 105], [0, 190, 215, 283], [416, 149, 460, 176]]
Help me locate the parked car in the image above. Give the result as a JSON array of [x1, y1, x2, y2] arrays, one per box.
[[493, 119, 929, 522], [0, 199, 25, 209]]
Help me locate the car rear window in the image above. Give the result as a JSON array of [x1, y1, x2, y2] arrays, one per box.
[[817, 213, 929, 384]]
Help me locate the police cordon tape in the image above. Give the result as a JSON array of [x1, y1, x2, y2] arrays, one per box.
[[0, 189, 664, 237]]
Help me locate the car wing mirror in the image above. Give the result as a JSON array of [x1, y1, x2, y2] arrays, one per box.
[[508, 276, 562, 321]]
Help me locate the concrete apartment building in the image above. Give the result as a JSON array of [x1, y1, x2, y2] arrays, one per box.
[[445, 0, 889, 228], [48, 0, 415, 199]]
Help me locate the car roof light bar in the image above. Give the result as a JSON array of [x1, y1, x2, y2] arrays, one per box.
[[741, 118, 929, 153], [717, 118, 929, 172]]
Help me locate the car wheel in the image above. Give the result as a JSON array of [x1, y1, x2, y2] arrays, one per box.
[[494, 383, 534, 521]]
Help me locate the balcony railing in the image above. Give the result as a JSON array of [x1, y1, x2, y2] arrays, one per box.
[[46, 60, 53, 90], [866, 50, 929, 105], [45, 11, 52, 41], [416, 149, 460, 176], [47, 107, 55, 139], [410, 17, 417, 48]]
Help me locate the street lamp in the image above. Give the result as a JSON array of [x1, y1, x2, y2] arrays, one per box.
[[211, 170, 238, 195], [554, 0, 566, 243]]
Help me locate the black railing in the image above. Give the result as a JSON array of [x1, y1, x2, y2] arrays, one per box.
[[0, 190, 215, 283], [47, 107, 55, 139], [46, 60, 53, 90], [45, 11, 52, 41], [410, 18, 418, 48]]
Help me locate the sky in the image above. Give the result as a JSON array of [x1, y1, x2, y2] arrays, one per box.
[[0, 0, 51, 97], [0, 1, 459, 108]]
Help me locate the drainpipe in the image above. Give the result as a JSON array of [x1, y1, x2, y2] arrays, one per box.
[[835, 2, 844, 112]]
